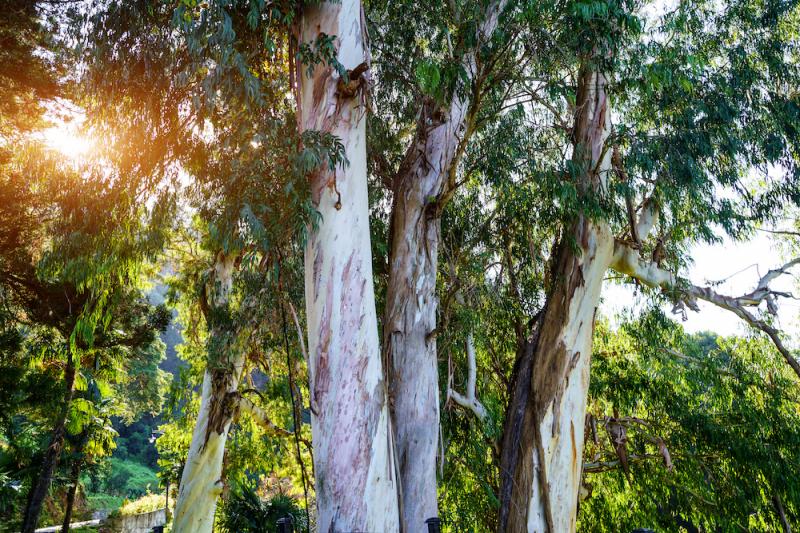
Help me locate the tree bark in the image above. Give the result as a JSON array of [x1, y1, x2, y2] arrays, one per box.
[[21, 351, 77, 533], [297, 2, 400, 530], [384, 3, 508, 528], [499, 66, 613, 533], [173, 253, 243, 533]]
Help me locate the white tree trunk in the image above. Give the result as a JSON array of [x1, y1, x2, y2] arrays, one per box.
[[384, 3, 508, 528], [384, 187, 444, 531], [173, 254, 241, 533], [526, 223, 614, 532], [298, 2, 399, 530]]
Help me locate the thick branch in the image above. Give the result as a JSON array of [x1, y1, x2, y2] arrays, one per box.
[[610, 240, 681, 296], [610, 241, 800, 380], [235, 395, 291, 437]]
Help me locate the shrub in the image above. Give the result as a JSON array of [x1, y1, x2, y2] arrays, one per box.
[[219, 483, 306, 533]]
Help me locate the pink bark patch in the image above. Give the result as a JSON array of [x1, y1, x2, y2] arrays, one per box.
[[314, 251, 383, 530]]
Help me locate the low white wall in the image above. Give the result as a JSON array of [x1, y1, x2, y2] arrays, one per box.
[[118, 508, 166, 533]]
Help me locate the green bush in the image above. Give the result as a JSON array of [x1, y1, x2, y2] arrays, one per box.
[[218, 484, 306, 533]]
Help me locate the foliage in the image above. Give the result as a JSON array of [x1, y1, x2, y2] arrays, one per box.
[[3, 0, 800, 531], [580, 314, 800, 531], [85, 493, 125, 514], [87, 458, 159, 499], [218, 483, 307, 533], [117, 492, 166, 516]]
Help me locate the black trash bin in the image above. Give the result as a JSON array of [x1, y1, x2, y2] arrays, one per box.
[[425, 517, 441, 533], [277, 516, 294, 533]]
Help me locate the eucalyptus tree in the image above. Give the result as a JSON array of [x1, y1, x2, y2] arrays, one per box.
[[82, 1, 375, 528], [490, 0, 800, 530], [365, 1, 525, 524], [294, 0, 403, 527], [148, 0, 424, 527]]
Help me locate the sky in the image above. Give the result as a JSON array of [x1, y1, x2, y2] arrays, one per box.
[[600, 231, 800, 340]]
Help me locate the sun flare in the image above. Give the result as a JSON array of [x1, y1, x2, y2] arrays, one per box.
[[42, 123, 95, 159]]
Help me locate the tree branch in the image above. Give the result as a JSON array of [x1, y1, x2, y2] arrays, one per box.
[[287, 301, 309, 367], [447, 332, 489, 422], [235, 394, 291, 437], [610, 241, 800, 380]]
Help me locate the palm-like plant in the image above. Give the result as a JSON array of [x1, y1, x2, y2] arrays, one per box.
[[218, 483, 306, 533]]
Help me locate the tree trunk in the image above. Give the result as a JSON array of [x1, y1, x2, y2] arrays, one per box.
[[61, 432, 89, 533], [498, 65, 613, 533], [501, 220, 614, 532], [297, 2, 399, 530], [384, 3, 508, 528], [21, 352, 76, 533], [385, 97, 469, 530], [173, 254, 243, 533]]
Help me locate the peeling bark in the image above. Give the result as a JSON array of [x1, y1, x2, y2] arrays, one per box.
[[173, 254, 243, 533], [384, 3, 509, 528], [298, 2, 399, 530], [499, 66, 614, 533], [501, 219, 615, 533]]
